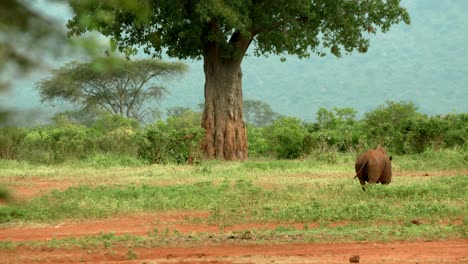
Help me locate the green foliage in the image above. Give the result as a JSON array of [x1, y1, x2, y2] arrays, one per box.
[[0, 186, 12, 203], [91, 114, 139, 133], [20, 124, 101, 164], [304, 107, 362, 155], [0, 0, 67, 91], [247, 102, 466, 160], [67, 1, 409, 60], [137, 121, 204, 164], [395, 149, 468, 171], [0, 101, 465, 164], [364, 101, 419, 153], [66, 0, 409, 160], [363, 101, 467, 154], [81, 154, 147, 168], [315, 107, 357, 130], [165, 108, 202, 130], [265, 117, 308, 159], [246, 125, 269, 157], [442, 113, 467, 149], [0, 127, 26, 160]]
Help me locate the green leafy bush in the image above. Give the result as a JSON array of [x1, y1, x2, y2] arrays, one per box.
[[442, 113, 467, 149], [364, 101, 420, 154], [91, 114, 139, 133], [246, 125, 270, 157], [137, 122, 203, 164], [0, 101, 465, 164], [165, 108, 202, 130], [20, 124, 101, 164], [0, 127, 26, 160], [98, 127, 139, 155], [265, 117, 308, 159], [363, 102, 467, 154], [303, 107, 363, 155]]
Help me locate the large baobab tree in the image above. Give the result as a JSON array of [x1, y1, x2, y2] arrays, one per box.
[[67, 0, 410, 160]]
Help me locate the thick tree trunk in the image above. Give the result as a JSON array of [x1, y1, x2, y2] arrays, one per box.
[[201, 46, 248, 160]]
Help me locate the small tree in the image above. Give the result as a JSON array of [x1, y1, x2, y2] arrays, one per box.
[[316, 107, 357, 130], [37, 57, 187, 122], [364, 101, 420, 153]]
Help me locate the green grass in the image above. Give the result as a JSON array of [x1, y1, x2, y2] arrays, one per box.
[[0, 186, 12, 202], [393, 149, 468, 171], [1, 176, 466, 225]]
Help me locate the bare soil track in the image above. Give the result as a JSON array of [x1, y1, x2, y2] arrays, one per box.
[[0, 213, 467, 263], [0, 240, 467, 264]]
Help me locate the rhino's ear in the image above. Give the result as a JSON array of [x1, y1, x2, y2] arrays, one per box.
[[389, 155, 393, 161]]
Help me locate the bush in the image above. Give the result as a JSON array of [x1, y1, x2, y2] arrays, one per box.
[[246, 125, 270, 157], [0, 127, 26, 160], [442, 113, 467, 149], [98, 127, 139, 155], [265, 117, 308, 159], [364, 101, 420, 154], [20, 124, 101, 164], [91, 114, 139, 133], [364, 102, 467, 154], [303, 107, 362, 154], [166, 109, 202, 130], [137, 121, 204, 164], [1, 102, 465, 164]]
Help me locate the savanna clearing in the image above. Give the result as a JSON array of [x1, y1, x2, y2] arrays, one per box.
[[0, 151, 467, 263]]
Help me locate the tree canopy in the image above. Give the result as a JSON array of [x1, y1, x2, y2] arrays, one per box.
[[0, 0, 68, 124], [36, 57, 187, 122], [67, 0, 410, 60], [0, 0, 67, 91]]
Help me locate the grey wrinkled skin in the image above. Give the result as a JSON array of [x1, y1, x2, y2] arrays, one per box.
[[354, 146, 392, 191]]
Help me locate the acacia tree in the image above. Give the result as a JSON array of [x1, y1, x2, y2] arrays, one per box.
[[244, 99, 278, 127], [36, 57, 187, 122], [67, 0, 410, 160]]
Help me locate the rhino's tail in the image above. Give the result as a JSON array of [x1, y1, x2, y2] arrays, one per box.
[[354, 159, 368, 179]]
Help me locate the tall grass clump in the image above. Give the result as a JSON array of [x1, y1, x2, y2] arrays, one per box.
[[0, 127, 26, 160]]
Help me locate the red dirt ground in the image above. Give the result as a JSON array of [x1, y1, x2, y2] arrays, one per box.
[[1, 239, 467, 264], [1, 213, 467, 264], [1, 174, 467, 263]]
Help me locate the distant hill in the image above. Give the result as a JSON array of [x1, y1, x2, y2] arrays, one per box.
[[2, 0, 467, 125]]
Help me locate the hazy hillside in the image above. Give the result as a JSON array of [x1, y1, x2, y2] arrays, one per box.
[[2, 0, 467, 124]]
